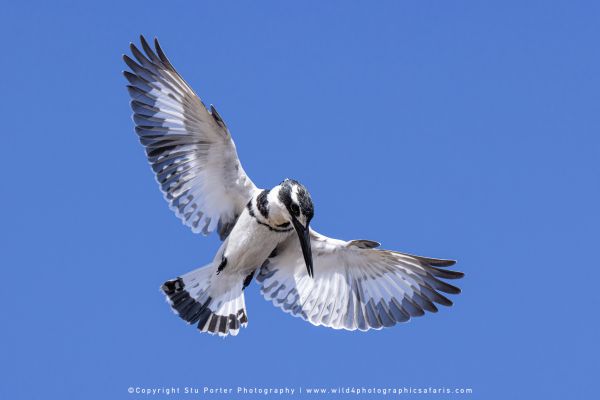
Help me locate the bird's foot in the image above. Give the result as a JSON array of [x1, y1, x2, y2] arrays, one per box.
[[216, 256, 227, 275]]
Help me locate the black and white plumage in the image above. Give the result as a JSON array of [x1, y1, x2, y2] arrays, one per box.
[[124, 36, 464, 337], [123, 37, 255, 238], [258, 233, 461, 330]]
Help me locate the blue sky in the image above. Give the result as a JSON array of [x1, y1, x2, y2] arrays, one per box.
[[1, 1, 598, 399]]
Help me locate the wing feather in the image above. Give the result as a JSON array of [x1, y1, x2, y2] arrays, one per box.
[[257, 229, 463, 331], [124, 36, 257, 239]]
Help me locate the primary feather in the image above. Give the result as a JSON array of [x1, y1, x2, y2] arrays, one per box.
[[257, 230, 463, 331], [124, 36, 255, 239]]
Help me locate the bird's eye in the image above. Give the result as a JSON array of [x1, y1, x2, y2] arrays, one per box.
[[290, 204, 300, 217]]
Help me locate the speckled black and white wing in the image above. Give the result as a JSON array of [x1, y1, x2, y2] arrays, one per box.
[[123, 36, 257, 239], [257, 230, 463, 331]]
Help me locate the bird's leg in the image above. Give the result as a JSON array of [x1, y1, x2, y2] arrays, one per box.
[[242, 269, 257, 290], [216, 256, 227, 275], [268, 247, 278, 258]]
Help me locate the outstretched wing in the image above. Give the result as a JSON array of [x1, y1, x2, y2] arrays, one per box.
[[123, 36, 257, 239], [257, 230, 463, 331]]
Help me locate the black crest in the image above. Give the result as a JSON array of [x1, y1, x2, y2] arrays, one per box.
[[278, 179, 314, 221]]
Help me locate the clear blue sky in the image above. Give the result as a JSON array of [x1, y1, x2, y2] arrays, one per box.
[[1, 1, 598, 399]]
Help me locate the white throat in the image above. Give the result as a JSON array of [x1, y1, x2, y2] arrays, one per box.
[[265, 186, 289, 226]]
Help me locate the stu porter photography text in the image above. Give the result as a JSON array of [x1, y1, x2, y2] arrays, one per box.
[[128, 386, 474, 396]]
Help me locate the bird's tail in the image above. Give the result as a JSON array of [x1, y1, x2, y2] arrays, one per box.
[[161, 263, 248, 337]]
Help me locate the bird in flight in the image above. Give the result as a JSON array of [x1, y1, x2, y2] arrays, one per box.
[[123, 36, 464, 337]]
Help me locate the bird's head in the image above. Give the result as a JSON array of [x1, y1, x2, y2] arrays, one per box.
[[271, 179, 314, 277]]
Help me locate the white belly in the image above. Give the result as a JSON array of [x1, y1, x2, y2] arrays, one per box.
[[217, 210, 293, 276]]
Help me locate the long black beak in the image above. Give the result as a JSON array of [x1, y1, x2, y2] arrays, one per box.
[[291, 217, 313, 278]]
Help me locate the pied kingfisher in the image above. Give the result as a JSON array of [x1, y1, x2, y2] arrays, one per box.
[[123, 36, 464, 337]]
